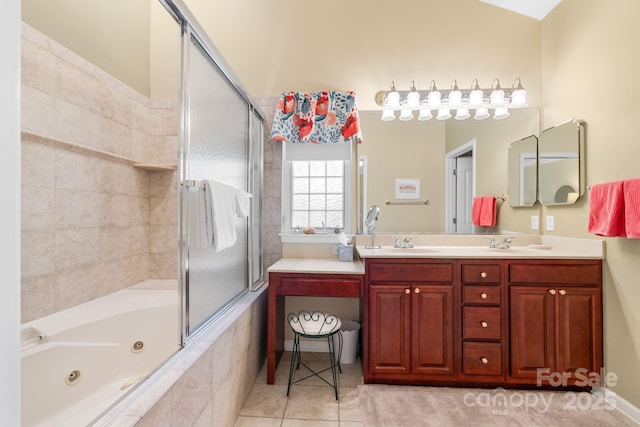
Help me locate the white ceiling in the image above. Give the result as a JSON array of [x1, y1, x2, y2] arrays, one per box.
[[480, 0, 562, 20]]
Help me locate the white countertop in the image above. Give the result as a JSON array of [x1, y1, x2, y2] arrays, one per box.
[[355, 235, 605, 260], [267, 258, 365, 275]]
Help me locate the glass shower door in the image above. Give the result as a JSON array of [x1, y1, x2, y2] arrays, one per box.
[[183, 34, 249, 334]]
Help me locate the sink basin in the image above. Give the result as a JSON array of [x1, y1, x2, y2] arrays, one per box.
[[376, 246, 439, 255]]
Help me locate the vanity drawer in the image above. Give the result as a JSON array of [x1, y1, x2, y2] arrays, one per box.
[[367, 261, 454, 283], [462, 342, 503, 376], [509, 262, 601, 286], [461, 264, 501, 284], [463, 307, 501, 340], [463, 285, 501, 305]]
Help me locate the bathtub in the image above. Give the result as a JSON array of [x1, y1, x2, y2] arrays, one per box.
[[21, 280, 180, 427]]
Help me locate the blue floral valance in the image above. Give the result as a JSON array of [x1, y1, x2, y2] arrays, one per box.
[[269, 91, 362, 144]]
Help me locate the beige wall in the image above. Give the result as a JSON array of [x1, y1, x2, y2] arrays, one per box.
[[184, 0, 542, 110], [541, 0, 640, 408], [21, 0, 152, 96], [20, 24, 178, 322]]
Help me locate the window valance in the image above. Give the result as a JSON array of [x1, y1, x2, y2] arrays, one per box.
[[270, 91, 362, 144]]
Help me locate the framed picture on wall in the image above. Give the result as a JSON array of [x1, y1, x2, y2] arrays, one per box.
[[395, 178, 420, 199]]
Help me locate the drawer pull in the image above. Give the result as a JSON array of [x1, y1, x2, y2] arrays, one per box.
[[405, 289, 410, 294], [549, 289, 557, 295], [559, 289, 566, 296], [480, 292, 488, 299], [481, 357, 489, 364], [480, 321, 488, 328], [414, 288, 420, 294], [480, 272, 487, 278]]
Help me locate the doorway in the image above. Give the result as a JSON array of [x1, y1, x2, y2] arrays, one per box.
[[444, 140, 476, 234]]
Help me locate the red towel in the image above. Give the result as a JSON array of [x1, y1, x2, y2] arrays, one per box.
[[472, 196, 496, 227], [588, 181, 626, 237], [623, 178, 640, 238]]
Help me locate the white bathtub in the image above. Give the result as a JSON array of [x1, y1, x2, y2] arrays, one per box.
[[21, 280, 180, 427]]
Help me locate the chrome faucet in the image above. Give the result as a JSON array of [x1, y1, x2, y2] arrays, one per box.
[[394, 237, 414, 248], [489, 237, 512, 249]]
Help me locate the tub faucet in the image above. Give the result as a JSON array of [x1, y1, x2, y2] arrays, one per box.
[[402, 237, 414, 248]]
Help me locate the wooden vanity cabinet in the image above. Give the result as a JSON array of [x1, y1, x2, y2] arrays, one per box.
[[365, 258, 456, 383], [459, 261, 506, 382], [508, 260, 603, 387], [363, 257, 603, 389]]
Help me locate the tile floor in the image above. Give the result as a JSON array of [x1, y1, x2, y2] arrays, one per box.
[[235, 351, 363, 426]]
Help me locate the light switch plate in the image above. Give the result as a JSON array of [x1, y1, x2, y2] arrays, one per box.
[[546, 215, 555, 231], [531, 215, 539, 230]]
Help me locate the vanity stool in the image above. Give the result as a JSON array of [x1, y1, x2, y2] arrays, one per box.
[[286, 310, 343, 401]]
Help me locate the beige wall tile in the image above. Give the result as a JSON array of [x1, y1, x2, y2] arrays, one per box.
[[21, 38, 55, 95], [149, 253, 177, 279], [55, 149, 107, 192], [170, 348, 213, 426], [150, 196, 178, 226], [55, 189, 108, 229], [52, 97, 102, 149], [21, 273, 55, 323], [21, 186, 55, 231], [20, 85, 57, 138], [149, 171, 177, 199], [55, 228, 100, 270]]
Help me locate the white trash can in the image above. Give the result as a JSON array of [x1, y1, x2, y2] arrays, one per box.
[[334, 320, 360, 364]]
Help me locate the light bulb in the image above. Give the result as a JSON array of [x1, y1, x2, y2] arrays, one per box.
[[381, 109, 396, 121], [418, 109, 433, 121], [474, 107, 490, 120], [399, 109, 414, 121], [455, 108, 470, 120], [436, 108, 451, 120], [494, 107, 510, 120]]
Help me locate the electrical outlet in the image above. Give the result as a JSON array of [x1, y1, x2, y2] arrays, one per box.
[[546, 215, 555, 232], [531, 215, 539, 230]]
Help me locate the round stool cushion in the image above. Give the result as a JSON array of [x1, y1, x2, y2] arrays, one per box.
[[288, 311, 342, 337]]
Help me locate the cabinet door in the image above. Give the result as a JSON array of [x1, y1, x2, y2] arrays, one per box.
[[412, 285, 455, 376], [368, 284, 411, 374], [556, 288, 602, 379], [509, 286, 556, 380]]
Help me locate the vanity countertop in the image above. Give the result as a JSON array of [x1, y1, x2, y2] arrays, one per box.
[[267, 258, 365, 275], [355, 235, 605, 260]]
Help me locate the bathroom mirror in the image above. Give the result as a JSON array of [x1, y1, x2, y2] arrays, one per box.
[[538, 119, 585, 205], [507, 135, 538, 207], [356, 108, 540, 234]]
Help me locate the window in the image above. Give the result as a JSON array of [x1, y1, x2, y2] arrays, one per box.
[[282, 146, 352, 236]]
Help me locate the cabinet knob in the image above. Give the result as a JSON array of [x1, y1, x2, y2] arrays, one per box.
[[405, 289, 410, 294], [549, 289, 557, 295], [414, 288, 420, 294], [559, 289, 566, 296], [480, 292, 488, 299], [480, 321, 488, 328], [481, 357, 489, 364], [480, 272, 487, 278]]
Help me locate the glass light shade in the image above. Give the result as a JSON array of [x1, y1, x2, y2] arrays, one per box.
[[490, 89, 505, 106], [448, 90, 462, 108], [381, 109, 396, 121], [469, 89, 484, 108], [474, 107, 490, 120], [418, 109, 433, 121], [494, 107, 510, 120], [385, 91, 400, 108], [428, 91, 442, 108], [399, 109, 414, 121], [455, 108, 470, 120], [406, 91, 420, 108], [510, 88, 527, 107], [436, 108, 451, 120]]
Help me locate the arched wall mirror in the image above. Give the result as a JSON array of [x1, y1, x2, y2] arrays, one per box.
[[538, 119, 585, 205], [507, 135, 538, 207]]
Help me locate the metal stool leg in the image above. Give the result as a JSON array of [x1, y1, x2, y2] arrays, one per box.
[[327, 334, 339, 401], [286, 333, 300, 398]]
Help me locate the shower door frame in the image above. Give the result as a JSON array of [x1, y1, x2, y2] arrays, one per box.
[[159, 0, 265, 346]]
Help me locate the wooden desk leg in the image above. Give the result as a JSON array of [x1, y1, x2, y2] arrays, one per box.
[[267, 289, 285, 384]]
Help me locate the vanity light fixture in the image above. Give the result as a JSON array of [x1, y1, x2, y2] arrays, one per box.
[[375, 78, 527, 121]]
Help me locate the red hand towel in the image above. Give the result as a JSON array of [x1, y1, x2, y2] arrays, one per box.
[[588, 181, 626, 237], [472, 196, 497, 227], [623, 178, 640, 238]]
